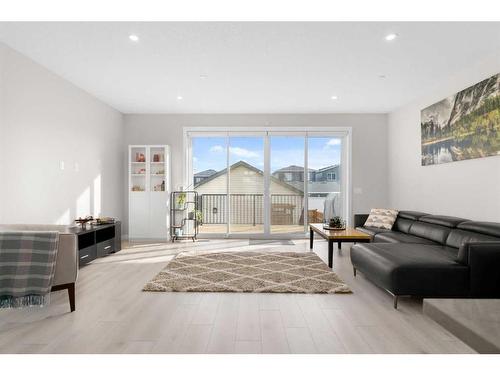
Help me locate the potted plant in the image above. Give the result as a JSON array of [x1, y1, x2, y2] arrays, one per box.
[[194, 210, 203, 226], [328, 216, 345, 230], [176, 192, 186, 209]]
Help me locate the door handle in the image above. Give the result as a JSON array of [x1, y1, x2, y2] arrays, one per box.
[[80, 255, 89, 259], [104, 245, 111, 250]]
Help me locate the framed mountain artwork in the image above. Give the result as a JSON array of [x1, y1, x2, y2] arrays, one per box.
[[421, 73, 500, 166]]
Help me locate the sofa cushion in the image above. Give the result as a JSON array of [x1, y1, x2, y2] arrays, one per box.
[[393, 218, 414, 233], [408, 221, 451, 245], [419, 215, 469, 228], [397, 211, 428, 220], [355, 226, 390, 237], [457, 221, 500, 238], [374, 231, 437, 245], [364, 208, 399, 230], [446, 229, 500, 249], [350, 243, 469, 296]]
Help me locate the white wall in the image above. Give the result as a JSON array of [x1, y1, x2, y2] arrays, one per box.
[[388, 52, 500, 221], [0, 42, 124, 225], [123, 113, 389, 233]]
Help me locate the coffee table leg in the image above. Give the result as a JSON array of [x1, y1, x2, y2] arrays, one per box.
[[309, 228, 314, 250], [338, 241, 342, 250], [328, 240, 333, 268]]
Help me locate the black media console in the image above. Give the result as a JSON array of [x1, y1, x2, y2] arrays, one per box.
[[68, 222, 122, 266]]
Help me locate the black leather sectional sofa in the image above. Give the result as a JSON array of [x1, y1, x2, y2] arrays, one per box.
[[351, 211, 500, 308]]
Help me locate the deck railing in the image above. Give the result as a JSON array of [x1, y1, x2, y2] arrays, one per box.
[[198, 194, 307, 225]]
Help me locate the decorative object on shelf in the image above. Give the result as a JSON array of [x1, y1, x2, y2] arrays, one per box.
[[94, 217, 115, 225], [421, 73, 500, 166], [75, 216, 94, 229], [323, 216, 346, 231], [153, 154, 162, 162], [131, 185, 144, 192], [170, 191, 199, 242], [135, 153, 146, 162]]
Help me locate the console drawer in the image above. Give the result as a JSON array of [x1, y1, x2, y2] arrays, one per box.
[[97, 239, 114, 257], [79, 245, 97, 266]]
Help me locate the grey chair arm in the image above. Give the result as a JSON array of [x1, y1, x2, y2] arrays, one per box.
[[52, 234, 78, 286]]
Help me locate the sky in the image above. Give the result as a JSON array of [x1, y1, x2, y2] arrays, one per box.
[[192, 136, 341, 174]]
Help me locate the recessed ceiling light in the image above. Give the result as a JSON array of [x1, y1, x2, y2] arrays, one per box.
[[199, 75, 208, 79], [385, 33, 398, 41], [379, 74, 387, 79], [177, 96, 183, 100], [331, 95, 338, 100], [129, 34, 139, 42]]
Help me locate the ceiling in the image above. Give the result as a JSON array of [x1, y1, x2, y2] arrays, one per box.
[[0, 22, 499, 113]]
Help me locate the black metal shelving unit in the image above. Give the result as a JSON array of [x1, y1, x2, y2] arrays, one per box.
[[170, 191, 199, 242]]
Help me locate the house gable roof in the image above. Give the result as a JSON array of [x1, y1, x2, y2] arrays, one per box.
[[194, 160, 303, 194]]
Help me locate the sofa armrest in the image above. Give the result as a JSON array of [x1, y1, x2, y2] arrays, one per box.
[[52, 234, 78, 287], [458, 241, 500, 297], [354, 214, 369, 228]]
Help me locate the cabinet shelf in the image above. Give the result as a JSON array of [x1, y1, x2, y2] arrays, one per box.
[[129, 145, 170, 240]]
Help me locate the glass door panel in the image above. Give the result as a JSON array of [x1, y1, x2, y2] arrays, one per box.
[[270, 136, 306, 233], [307, 137, 343, 225], [192, 137, 227, 235], [228, 136, 265, 234]]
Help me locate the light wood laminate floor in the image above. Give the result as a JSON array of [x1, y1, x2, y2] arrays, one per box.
[[0, 239, 475, 354]]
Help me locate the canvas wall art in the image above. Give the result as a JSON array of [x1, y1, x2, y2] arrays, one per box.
[[421, 73, 500, 166]]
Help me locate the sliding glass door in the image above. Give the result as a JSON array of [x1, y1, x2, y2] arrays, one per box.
[[307, 137, 343, 225], [270, 136, 306, 234], [188, 129, 348, 238], [192, 137, 227, 235], [228, 136, 265, 234]]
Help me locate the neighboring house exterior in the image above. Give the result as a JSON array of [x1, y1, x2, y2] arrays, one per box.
[[271, 165, 315, 183], [273, 164, 341, 196], [313, 165, 339, 182], [194, 161, 304, 225], [272, 164, 340, 184], [195, 161, 303, 195], [193, 169, 217, 185], [193, 161, 340, 225]]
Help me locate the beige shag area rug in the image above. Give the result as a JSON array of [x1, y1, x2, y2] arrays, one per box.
[[143, 251, 351, 294]]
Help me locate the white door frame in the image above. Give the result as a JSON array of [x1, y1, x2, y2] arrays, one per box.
[[183, 127, 353, 239]]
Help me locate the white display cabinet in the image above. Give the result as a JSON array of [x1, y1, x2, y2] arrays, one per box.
[[128, 145, 170, 239]]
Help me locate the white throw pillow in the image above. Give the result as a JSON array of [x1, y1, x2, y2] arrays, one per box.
[[364, 208, 399, 230]]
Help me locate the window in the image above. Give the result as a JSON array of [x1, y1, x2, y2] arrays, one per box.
[[186, 128, 350, 237]]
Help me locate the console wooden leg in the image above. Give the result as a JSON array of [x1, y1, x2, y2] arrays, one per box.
[[51, 282, 75, 312], [353, 267, 357, 277], [393, 295, 398, 309], [309, 228, 314, 250]]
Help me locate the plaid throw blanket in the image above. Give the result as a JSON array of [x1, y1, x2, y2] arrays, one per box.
[[0, 231, 59, 308]]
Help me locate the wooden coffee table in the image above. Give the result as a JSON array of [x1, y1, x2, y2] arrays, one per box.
[[309, 223, 371, 268]]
